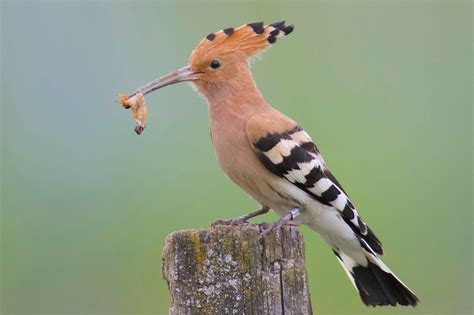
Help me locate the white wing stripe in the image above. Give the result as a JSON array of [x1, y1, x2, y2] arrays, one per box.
[[265, 139, 297, 164], [284, 159, 319, 184], [331, 193, 347, 210], [309, 177, 333, 196], [290, 130, 311, 143]]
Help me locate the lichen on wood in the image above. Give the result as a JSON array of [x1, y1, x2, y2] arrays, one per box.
[[162, 225, 312, 314]]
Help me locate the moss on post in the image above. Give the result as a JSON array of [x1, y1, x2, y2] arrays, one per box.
[[162, 225, 312, 314]]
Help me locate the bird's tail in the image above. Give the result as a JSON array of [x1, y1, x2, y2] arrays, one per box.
[[333, 246, 419, 307]]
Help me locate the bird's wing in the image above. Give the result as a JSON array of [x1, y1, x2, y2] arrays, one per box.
[[246, 112, 383, 254]]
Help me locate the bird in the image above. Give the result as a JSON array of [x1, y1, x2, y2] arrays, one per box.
[[127, 21, 419, 307]]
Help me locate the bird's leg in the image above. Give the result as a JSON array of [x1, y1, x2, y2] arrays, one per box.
[[211, 206, 270, 228], [260, 208, 301, 237], [287, 219, 303, 226]]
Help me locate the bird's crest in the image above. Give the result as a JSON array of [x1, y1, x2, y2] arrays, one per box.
[[190, 21, 294, 61]]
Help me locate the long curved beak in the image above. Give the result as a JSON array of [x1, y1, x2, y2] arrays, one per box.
[[129, 66, 200, 97]]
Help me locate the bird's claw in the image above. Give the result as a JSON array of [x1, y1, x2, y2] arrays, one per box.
[[259, 208, 301, 238], [259, 221, 283, 238], [211, 217, 250, 228]]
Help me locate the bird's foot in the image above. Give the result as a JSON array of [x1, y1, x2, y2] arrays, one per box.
[[211, 216, 249, 228], [259, 221, 284, 237], [260, 208, 301, 238], [211, 206, 270, 228]]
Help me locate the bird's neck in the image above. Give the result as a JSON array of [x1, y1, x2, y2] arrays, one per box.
[[195, 71, 269, 119]]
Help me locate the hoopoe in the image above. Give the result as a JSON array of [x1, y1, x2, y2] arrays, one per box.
[[126, 21, 419, 307]]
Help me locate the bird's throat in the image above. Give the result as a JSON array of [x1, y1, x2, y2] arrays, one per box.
[[198, 74, 268, 117]]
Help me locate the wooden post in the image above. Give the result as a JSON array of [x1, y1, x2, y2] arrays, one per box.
[[161, 225, 313, 314]]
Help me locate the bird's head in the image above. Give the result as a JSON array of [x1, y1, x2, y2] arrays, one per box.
[[129, 21, 294, 99]]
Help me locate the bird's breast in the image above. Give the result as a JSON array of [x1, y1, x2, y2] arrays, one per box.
[[209, 112, 254, 186], [209, 110, 301, 212]]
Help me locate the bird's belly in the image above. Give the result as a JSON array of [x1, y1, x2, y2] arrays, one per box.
[[227, 168, 300, 213], [218, 156, 307, 216]]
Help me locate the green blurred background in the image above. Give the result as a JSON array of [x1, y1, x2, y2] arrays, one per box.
[[1, 0, 472, 314]]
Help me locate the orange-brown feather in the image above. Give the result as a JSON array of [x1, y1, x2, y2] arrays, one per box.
[[246, 110, 299, 145]]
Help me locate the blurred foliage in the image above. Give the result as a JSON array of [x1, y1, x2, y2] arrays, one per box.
[[1, 1, 472, 314]]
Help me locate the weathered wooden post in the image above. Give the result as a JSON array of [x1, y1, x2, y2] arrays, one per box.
[[162, 225, 313, 314]]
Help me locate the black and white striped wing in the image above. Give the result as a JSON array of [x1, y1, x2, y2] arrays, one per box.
[[252, 126, 383, 254]]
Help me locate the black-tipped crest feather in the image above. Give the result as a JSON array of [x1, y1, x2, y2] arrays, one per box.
[[247, 22, 264, 34]]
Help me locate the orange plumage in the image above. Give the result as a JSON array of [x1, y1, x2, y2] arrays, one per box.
[[190, 21, 293, 63]]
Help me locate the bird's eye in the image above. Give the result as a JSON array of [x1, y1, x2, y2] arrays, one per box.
[[210, 60, 221, 69]]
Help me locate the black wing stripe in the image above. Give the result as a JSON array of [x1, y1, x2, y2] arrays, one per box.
[[255, 133, 291, 152], [343, 204, 356, 220], [324, 168, 348, 194], [305, 166, 325, 186], [277, 146, 314, 173], [300, 141, 319, 154], [321, 185, 341, 202], [254, 126, 302, 152]]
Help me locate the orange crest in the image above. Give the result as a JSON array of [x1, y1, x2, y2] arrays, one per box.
[[189, 21, 294, 64]]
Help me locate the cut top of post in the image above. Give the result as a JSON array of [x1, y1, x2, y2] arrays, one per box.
[[162, 225, 312, 315]]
